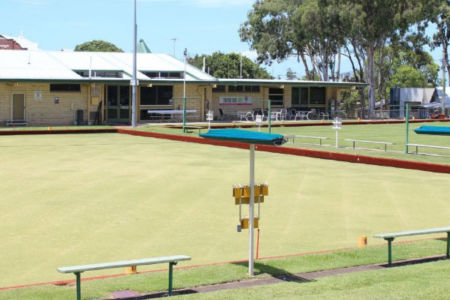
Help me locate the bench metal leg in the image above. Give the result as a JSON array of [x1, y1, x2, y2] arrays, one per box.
[[168, 262, 177, 296], [447, 232, 449, 259], [386, 238, 394, 266], [75, 272, 81, 300]]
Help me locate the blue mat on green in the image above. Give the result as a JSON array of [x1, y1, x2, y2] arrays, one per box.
[[414, 125, 450, 135], [200, 129, 286, 145]]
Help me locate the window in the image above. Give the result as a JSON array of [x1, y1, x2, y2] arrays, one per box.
[[143, 72, 184, 79], [140, 86, 173, 105], [310, 87, 326, 105], [228, 85, 260, 93], [292, 87, 308, 107], [212, 85, 226, 92], [50, 84, 81, 92], [228, 85, 244, 92], [75, 70, 123, 78], [269, 88, 284, 106]]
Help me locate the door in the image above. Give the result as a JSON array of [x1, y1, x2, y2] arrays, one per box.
[[107, 86, 130, 123], [12, 94, 25, 121]]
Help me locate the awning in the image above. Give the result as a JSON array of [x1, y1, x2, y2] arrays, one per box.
[[414, 126, 450, 135], [200, 129, 286, 146]]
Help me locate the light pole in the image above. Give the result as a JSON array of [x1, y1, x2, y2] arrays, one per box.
[[131, 0, 138, 128]]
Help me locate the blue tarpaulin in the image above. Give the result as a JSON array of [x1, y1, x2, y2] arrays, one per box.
[[200, 129, 286, 146], [414, 126, 450, 135]]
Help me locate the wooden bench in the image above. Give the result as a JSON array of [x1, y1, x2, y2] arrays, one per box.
[[345, 139, 394, 152], [407, 143, 450, 155], [284, 134, 329, 146], [57, 255, 191, 300], [374, 227, 450, 266]]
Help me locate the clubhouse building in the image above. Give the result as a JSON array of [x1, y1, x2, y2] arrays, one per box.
[[0, 49, 365, 126]]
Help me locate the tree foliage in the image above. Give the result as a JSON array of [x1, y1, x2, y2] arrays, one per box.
[[240, 0, 440, 118], [74, 40, 123, 52], [188, 52, 273, 79]]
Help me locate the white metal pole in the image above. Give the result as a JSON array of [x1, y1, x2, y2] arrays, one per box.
[[249, 144, 255, 276], [131, 0, 138, 128], [335, 130, 338, 148], [442, 59, 447, 115]]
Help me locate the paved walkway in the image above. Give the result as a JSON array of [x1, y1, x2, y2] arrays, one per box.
[[107, 255, 445, 299]]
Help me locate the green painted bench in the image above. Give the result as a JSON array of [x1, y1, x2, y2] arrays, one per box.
[[374, 227, 450, 266], [57, 255, 191, 300]]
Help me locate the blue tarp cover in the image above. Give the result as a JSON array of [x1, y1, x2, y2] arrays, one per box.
[[200, 129, 286, 145], [414, 126, 450, 135]]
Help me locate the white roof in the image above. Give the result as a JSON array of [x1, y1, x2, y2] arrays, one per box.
[[0, 50, 80, 80], [0, 50, 216, 82]]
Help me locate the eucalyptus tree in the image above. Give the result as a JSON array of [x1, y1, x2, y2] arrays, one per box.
[[429, 0, 450, 76], [239, 0, 344, 81], [340, 0, 438, 118]]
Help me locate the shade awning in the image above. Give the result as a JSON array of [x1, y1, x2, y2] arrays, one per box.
[[414, 126, 450, 135], [200, 129, 286, 146]]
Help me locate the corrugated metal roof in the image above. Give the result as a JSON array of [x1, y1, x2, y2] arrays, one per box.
[[0, 50, 216, 82], [0, 50, 365, 88], [0, 50, 81, 80], [217, 78, 367, 87]]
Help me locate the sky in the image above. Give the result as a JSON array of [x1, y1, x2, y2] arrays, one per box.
[[1, 0, 445, 79]]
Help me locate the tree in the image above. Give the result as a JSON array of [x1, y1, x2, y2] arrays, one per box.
[[389, 65, 428, 88], [340, 0, 438, 118], [430, 1, 450, 77], [74, 40, 123, 52], [188, 52, 273, 79], [375, 47, 439, 101], [239, 0, 344, 81]]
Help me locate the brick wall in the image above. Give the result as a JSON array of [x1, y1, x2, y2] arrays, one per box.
[[0, 82, 88, 126]]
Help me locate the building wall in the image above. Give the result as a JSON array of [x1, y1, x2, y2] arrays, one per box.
[[211, 86, 288, 117], [172, 84, 205, 121], [0, 82, 88, 126]]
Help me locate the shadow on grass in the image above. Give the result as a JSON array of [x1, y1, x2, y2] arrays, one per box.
[[232, 261, 313, 284]]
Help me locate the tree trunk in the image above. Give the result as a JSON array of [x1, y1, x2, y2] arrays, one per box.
[[299, 52, 312, 80], [337, 51, 341, 82], [367, 47, 376, 119], [344, 44, 359, 81]]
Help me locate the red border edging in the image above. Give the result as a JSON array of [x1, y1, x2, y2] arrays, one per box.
[[118, 129, 450, 174], [0, 236, 441, 291]]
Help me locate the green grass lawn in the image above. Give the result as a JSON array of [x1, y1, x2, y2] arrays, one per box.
[[139, 121, 450, 164], [1, 239, 448, 299], [0, 125, 114, 131], [0, 133, 449, 288]]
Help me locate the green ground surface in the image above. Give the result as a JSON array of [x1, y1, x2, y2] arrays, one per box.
[[0, 133, 449, 288], [139, 121, 450, 164], [0, 126, 114, 131], [1, 240, 448, 299]]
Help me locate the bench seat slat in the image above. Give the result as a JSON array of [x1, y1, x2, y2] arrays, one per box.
[[345, 139, 394, 145], [374, 227, 450, 239], [57, 255, 191, 274]]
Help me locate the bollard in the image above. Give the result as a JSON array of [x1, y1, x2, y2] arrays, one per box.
[[358, 235, 367, 248], [125, 266, 137, 274]]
